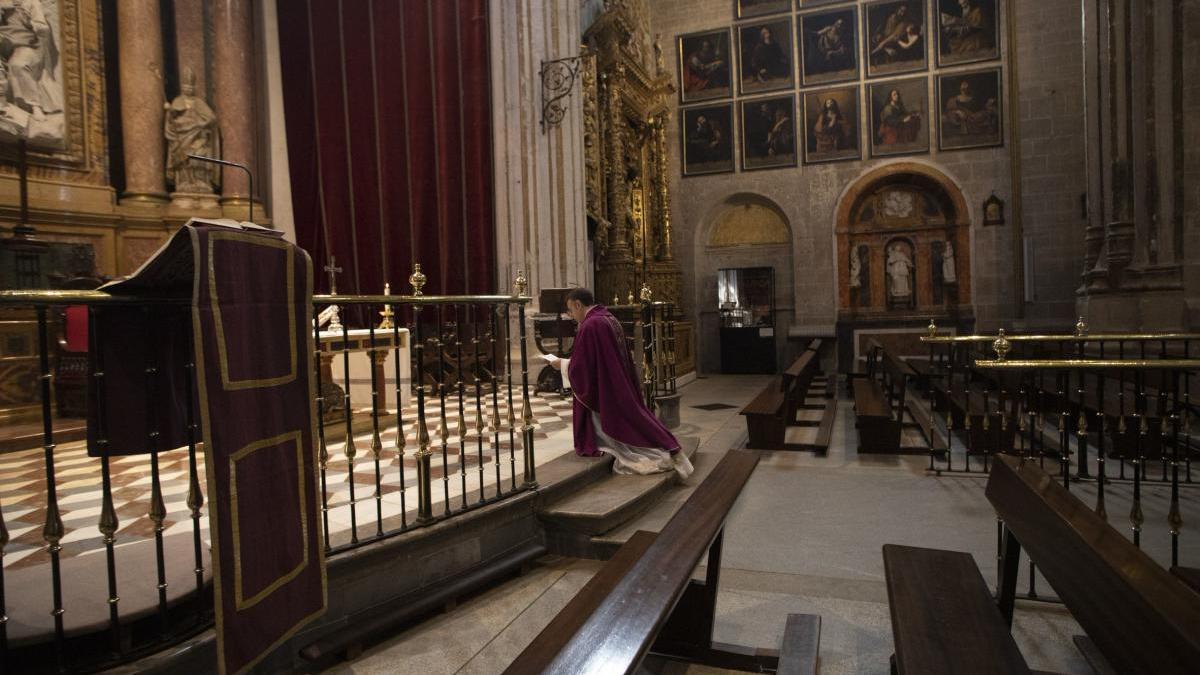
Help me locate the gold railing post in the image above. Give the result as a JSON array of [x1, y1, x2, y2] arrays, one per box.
[[411, 264, 434, 523], [514, 270, 537, 488]]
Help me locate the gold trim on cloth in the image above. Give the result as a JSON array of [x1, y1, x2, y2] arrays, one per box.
[[207, 231, 298, 390], [228, 430, 309, 611]]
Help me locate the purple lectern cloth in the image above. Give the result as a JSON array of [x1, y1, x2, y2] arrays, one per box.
[[88, 223, 326, 674], [567, 305, 680, 457]]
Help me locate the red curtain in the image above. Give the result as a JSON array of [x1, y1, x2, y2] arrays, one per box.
[[277, 0, 495, 296]]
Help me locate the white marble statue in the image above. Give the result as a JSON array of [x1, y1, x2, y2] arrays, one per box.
[[849, 247, 862, 288], [887, 243, 913, 299], [164, 68, 220, 194], [942, 241, 957, 284]]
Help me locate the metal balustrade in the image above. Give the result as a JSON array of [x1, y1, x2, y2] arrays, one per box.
[[917, 321, 1200, 599], [0, 270, 535, 672]]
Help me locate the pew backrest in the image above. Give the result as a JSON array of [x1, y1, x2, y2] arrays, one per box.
[[986, 455, 1200, 674], [514, 449, 763, 674]]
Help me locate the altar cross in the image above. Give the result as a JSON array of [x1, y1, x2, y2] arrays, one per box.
[[324, 256, 342, 294]]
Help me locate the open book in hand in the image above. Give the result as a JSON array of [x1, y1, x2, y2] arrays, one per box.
[[539, 354, 571, 389]]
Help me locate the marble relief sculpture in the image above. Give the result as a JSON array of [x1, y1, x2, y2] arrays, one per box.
[[164, 67, 220, 194], [0, 0, 66, 146]]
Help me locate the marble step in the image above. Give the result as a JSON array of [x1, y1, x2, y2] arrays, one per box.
[[539, 436, 700, 545]]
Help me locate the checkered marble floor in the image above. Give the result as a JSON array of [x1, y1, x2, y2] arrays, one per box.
[[0, 389, 576, 570]]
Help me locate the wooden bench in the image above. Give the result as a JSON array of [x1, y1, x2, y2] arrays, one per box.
[[743, 343, 829, 452], [884, 454, 1200, 674], [855, 343, 917, 453], [505, 449, 821, 674]]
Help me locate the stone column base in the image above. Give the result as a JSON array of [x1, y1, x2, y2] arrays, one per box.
[[168, 191, 222, 218], [1076, 290, 1189, 332], [655, 392, 681, 429]]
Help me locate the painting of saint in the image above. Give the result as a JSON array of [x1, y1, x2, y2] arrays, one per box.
[[735, 0, 791, 20], [738, 19, 793, 94], [799, 7, 859, 86], [868, 78, 928, 157], [864, 0, 926, 77], [740, 95, 796, 171], [681, 104, 734, 176], [937, 0, 999, 66], [0, 0, 65, 149], [802, 87, 860, 164], [677, 29, 732, 103], [937, 68, 1002, 150]]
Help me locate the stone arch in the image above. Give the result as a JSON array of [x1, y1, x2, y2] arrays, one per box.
[[703, 193, 793, 248], [693, 192, 795, 373]]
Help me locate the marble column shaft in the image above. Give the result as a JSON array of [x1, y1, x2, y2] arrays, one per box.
[[212, 0, 256, 205], [117, 0, 166, 201], [174, 0, 208, 94]]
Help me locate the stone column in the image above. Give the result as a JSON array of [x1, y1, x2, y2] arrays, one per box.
[[173, 0, 207, 96], [117, 0, 167, 206], [212, 0, 259, 221]]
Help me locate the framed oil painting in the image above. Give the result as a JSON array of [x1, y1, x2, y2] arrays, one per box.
[[868, 77, 928, 158], [740, 94, 797, 171], [802, 86, 860, 164], [799, 6, 859, 87], [863, 0, 927, 78], [937, 68, 1003, 150], [681, 103, 735, 176], [736, 0, 791, 20], [677, 28, 733, 103], [738, 18, 794, 95], [798, 0, 843, 6], [936, 0, 1000, 67]]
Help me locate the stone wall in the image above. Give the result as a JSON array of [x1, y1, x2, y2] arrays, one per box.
[[649, 0, 1088, 371]]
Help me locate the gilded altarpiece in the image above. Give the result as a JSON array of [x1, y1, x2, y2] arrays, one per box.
[[583, 2, 683, 311]]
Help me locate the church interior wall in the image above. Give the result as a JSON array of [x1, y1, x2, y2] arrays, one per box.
[[649, 0, 1090, 372], [1184, 0, 1200, 326]]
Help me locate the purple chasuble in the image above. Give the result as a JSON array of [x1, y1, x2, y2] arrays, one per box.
[[568, 305, 680, 456]]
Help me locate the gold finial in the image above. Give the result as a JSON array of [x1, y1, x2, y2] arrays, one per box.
[[1075, 316, 1088, 337], [99, 493, 119, 541], [410, 263, 427, 297], [613, 294, 620, 305], [627, 289, 635, 305], [928, 319, 937, 338], [513, 268, 528, 297], [992, 329, 1011, 361], [378, 282, 395, 330], [639, 282, 652, 303]]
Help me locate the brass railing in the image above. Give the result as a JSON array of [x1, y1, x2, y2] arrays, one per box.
[[913, 319, 1199, 598], [0, 268, 535, 672]]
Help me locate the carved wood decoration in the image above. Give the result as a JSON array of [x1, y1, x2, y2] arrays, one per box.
[[836, 163, 972, 318], [583, 2, 682, 308]]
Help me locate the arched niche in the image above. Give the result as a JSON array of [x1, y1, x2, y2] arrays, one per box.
[[694, 193, 795, 373], [835, 163, 972, 315]]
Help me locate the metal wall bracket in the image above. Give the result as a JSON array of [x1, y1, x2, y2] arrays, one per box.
[[540, 56, 584, 133]]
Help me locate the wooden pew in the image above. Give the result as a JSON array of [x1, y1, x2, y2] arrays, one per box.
[[855, 343, 917, 453], [505, 449, 822, 674], [883, 455, 1200, 674], [743, 345, 832, 452]]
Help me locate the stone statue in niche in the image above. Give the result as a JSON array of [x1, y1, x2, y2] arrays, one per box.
[[164, 67, 220, 194], [849, 245, 862, 289], [942, 240, 957, 284], [886, 241, 914, 309], [931, 241, 945, 304]]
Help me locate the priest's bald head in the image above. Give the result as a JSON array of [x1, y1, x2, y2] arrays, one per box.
[[565, 287, 595, 323]]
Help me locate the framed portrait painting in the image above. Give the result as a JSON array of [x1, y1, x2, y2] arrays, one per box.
[[802, 86, 860, 164], [936, 0, 1000, 67], [798, 6, 859, 87], [867, 77, 929, 158], [740, 94, 797, 171], [738, 18, 794, 94], [681, 104, 735, 176], [735, 0, 791, 20], [677, 29, 733, 103], [863, 0, 927, 78], [937, 68, 1003, 150]]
